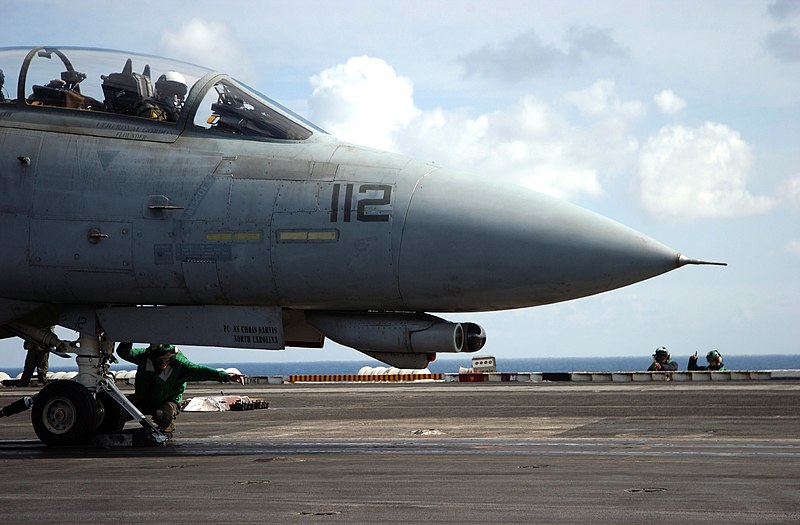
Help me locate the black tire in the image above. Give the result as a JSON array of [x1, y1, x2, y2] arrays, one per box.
[[95, 391, 127, 434], [31, 380, 97, 446]]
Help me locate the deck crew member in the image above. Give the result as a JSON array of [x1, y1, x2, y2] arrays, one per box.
[[688, 350, 727, 371], [116, 342, 245, 433], [647, 346, 678, 371]]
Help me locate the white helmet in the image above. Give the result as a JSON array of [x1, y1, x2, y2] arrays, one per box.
[[155, 70, 187, 105]]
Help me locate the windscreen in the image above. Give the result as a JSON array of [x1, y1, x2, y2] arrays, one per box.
[[0, 47, 317, 141]]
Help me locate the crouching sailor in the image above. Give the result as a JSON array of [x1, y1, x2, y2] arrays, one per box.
[[116, 342, 245, 434]]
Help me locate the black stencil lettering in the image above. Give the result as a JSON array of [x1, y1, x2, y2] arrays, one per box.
[[357, 184, 391, 222]]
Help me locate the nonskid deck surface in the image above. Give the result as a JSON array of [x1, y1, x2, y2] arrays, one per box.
[[1, 381, 799, 524]]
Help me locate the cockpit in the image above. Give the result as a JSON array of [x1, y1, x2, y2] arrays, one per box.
[[0, 46, 320, 141]]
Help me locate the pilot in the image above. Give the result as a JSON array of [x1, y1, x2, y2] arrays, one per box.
[[116, 342, 245, 434], [688, 350, 728, 371], [153, 70, 188, 121], [647, 346, 678, 371]]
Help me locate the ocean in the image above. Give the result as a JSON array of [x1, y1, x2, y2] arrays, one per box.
[[4, 354, 799, 378], [211, 354, 800, 376]]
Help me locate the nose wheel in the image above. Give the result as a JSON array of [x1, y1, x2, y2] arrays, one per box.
[[31, 380, 97, 446], [95, 391, 127, 434]]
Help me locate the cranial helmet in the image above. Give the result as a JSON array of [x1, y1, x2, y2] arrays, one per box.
[[150, 343, 177, 356], [653, 346, 669, 359], [155, 71, 187, 104], [706, 350, 721, 361]]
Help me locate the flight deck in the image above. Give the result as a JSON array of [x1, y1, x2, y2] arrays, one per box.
[[1, 380, 798, 524]]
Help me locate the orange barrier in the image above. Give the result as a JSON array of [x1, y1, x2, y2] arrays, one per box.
[[289, 374, 442, 382]]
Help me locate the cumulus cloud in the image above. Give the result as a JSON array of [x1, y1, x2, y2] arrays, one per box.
[[765, 27, 800, 62], [394, 96, 605, 199], [780, 176, 800, 210], [565, 80, 646, 118], [160, 18, 253, 79], [653, 89, 687, 115], [637, 123, 775, 221], [458, 27, 627, 82], [308, 56, 613, 199], [309, 56, 419, 151], [768, 0, 800, 19]]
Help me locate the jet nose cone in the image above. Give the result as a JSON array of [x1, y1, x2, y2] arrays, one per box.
[[399, 170, 691, 311]]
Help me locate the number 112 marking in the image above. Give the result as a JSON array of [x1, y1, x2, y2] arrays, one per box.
[[330, 183, 392, 223]]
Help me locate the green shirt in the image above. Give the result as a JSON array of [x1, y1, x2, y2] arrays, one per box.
[[117, 343, 230, 404]]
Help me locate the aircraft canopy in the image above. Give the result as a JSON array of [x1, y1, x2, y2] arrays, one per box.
[[0, 46, 319, 141]]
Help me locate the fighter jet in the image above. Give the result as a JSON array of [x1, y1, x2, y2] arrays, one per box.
[[0, 46, 724, 445]]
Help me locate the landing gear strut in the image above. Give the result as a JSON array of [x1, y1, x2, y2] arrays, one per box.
[[2, 323, 170, 446]]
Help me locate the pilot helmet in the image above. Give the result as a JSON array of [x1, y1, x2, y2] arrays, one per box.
[[706, 350, 721, 361], [155, 71, 187, 105], [653, 346, 669, 359]]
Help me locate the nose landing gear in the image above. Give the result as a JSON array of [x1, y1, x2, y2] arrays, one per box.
[[2, 325, 171, 446], [27, 377, 170, 447]]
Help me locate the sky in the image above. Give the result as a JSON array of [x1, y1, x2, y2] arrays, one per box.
[[0, 0, 798, 368]]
